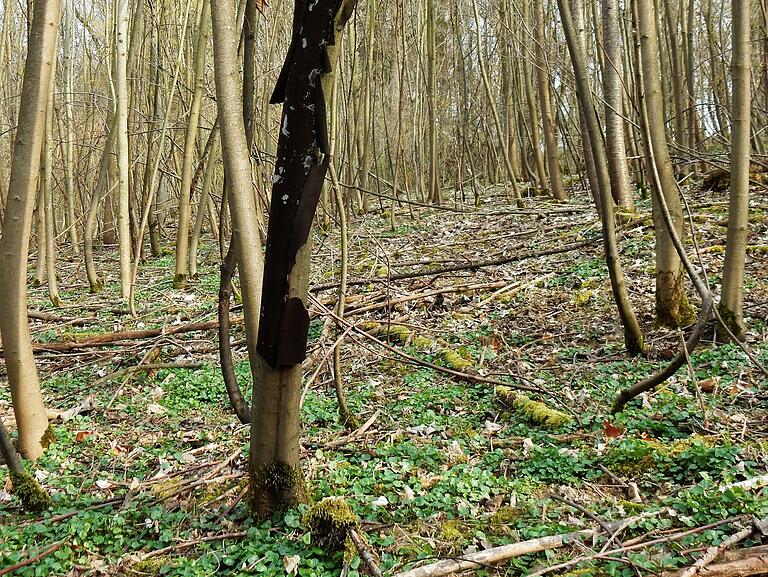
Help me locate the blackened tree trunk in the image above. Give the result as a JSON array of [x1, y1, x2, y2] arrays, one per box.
[[249, 0, 357, 519]]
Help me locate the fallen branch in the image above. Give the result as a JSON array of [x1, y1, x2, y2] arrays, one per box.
[[393, 531, 591, 577], [678, 519, 760, 577], [0, 540, 65, 576], [349, 528, 383, 577], [6, 316, 244, 355], [139, 531, 247, 561], [663, 556, 768, 577], [308, 295, 542, 394], [93, 362, 204, 387], [311, 239, 595, 292]]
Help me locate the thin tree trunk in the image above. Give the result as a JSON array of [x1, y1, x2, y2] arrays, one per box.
[[602, 0, 635, 211], [175, 0, 211, 287], [42, 66, 61, 307], [470, 0, 523, 206], [62, 0, 79, 253], [637, 0, 694, 328], [535, 0, 567, 201], [115, 0, 131, 301], [0, 0, 63, 461], [558, 0, 645, 356], [718, 0, 751, 341]]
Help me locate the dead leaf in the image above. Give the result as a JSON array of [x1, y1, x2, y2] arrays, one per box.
[[603, 421, 624, 439], [75, 430, 95, 442], [697, 377, 720, 393], [284, 555, 300, 575], [147, 404, 167, 415]]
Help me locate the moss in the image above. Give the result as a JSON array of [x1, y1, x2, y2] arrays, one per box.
[[249, 461, 306, 519], [172, 274, 188, 289], [439, 519, 470, 550], [10, 470, 53, 512], [606, 436, 718, 476], [655, 270, 696, 328], [573, 289, 594, 306], [129, 558, 168, 576], [438, 349, 473, 371], [151, 478, 183, 500], [489, 505, 523, 527], [306, 497, 358, 554], [89, 278, 105, 294], [625, 332, 646, 357], [717, 302, 745, 341], [40, 425, 55, 449], [497, 387, 573, 429]]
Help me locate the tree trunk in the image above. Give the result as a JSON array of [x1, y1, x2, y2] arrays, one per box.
[[175, 0, 211, 287], [535, 0, 567, 201], [636, 0, 694, 328], [602, 0, 635, 211], [0, 0, 62, 461], [718, 0, 751, 341], [115, 0, 131, 301], [247, 0, 357, 519], [558, 0, 645, 356]]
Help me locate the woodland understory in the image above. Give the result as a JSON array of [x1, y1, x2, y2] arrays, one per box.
[[1, 183, 767, 576]]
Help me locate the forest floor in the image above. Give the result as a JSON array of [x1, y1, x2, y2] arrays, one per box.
[[1, 183, 768, 577]]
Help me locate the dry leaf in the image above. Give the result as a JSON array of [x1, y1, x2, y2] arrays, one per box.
[[284, 555, 300, 575], [147, 404, 167, 415], [75, 430, 95, 442], [697, 377, 720, 393], [603, 421, 624, 439]]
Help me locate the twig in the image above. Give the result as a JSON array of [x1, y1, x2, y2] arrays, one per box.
[[311, 239, 595, 292], [678, 519, 758, 577], [139, 531, 247, 561], [527, 516, 746, 577], [349, 528, 383, 577], [679, 329, 709, 428], [324, 410, 381, 449], [93, 362, 204, 387], [0, 540, 66, 576], [309, 294, 543, 394]]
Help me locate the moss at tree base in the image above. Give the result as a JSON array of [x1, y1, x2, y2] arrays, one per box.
[[10, 470, 53, 512], [249, 461, 307, 520], [655, 270, 696, 328], [716, 302, 746, 342]]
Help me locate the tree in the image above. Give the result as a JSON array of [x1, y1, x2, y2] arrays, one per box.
[[636, 0, 694, 328], [534, 0, 567, 201], [0, 0, 63, 461], [602, 0, 634, 211], [115, 0, 131, 302], [175, 0, 212, 287], [719, 0, 751, 340], [557, 0, 645, 356]]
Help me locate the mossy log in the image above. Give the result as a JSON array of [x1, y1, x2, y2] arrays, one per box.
[[496, 387, 573, 429]]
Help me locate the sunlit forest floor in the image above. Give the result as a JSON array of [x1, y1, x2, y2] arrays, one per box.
[[1, 182, 767, 576]]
